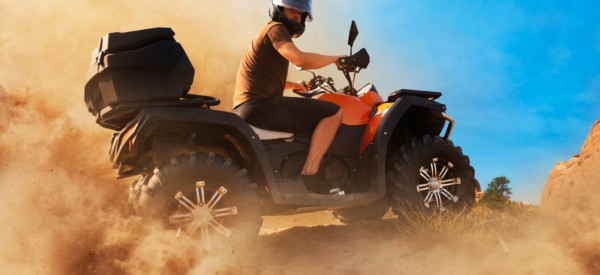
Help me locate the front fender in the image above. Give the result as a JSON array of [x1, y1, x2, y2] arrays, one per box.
[[361, 95, 447, 198]]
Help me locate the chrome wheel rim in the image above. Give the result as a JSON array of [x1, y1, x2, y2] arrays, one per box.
[[416, 158, 462, 211], [168, 181, 238, 244]]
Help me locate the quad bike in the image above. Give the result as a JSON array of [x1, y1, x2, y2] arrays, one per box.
[[84, 22, 480, 245]]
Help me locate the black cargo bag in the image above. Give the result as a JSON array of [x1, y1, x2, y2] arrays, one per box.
[[84, 27, 195, 118]]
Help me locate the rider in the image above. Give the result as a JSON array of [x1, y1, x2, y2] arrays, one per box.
[[232, 0, 344, 192]]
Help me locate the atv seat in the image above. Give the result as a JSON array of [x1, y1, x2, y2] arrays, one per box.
[[250, 125, 294, 141]]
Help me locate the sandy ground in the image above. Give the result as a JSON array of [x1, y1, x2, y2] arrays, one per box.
[[205, 208, 598, 275], [253, 212, 404, 274]]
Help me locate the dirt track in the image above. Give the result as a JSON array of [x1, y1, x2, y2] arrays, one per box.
[[194, 209, 597, 274]]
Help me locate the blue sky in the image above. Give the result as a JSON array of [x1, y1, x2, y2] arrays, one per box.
[[302, 1, 600, 203]]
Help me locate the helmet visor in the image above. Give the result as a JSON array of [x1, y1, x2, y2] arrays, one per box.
[[273, 0, 313, 21]]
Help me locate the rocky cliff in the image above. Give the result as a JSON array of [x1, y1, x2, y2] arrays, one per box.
[[541, 119, 600, 210]]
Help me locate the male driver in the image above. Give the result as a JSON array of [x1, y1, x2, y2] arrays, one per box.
[[233, 0, 344, 193]]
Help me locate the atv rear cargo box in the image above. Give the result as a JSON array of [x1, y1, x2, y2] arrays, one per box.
[[84, 27, 195, 118]]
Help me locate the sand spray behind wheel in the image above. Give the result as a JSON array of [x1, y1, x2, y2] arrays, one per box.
[[0, 0, 598, 274], [0, 0, 262, 273]]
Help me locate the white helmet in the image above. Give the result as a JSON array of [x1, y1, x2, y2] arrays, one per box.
[[268, 0, 313, 37], [272, 0, 313, 21]]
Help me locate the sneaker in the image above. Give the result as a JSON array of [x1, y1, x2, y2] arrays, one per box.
[[328, 187, 345, 195], [300, 174, 330, 194]]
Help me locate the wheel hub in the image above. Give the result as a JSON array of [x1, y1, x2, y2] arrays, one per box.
[[168, 181, 238, 244], [416, 158, 462, 211], [428, 178, 441, 191], [193, 206, 213, 225]]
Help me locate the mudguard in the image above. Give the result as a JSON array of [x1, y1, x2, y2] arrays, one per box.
[[361, 94, 448, 198], [110, 107, 279, 192]]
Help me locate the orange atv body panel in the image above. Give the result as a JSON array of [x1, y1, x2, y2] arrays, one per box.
[[315, 87, 386, 155], [360, 102, 393, 153], [314, 93, 372, 125], [357, 84, 383, 107]]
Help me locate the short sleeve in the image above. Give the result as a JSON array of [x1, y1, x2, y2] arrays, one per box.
[[266, 23, 293, 50]]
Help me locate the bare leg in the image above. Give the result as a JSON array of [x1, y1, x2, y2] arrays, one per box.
[[301, 109, 343, 175]]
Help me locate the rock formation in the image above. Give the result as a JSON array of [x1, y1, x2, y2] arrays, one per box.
[[541, 119, 600, 210]]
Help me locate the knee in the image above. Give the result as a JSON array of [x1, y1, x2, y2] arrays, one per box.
[[332, 109, 343, 123], [321, 105, 342, 125]]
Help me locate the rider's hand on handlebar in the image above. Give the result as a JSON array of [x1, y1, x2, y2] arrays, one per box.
[[335, 55, 350, 70], [291, 80, 308, 93]]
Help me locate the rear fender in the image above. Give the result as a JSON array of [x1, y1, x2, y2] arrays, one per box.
[[110, 107, 278, 191]]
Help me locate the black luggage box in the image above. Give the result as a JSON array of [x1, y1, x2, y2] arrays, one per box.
[[84, 27, 195, 117]]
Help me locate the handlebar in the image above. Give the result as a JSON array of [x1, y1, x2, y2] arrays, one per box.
[[292, 75, 337, 98], [337, 48, 370, 71], [295, 48, 370, 98]]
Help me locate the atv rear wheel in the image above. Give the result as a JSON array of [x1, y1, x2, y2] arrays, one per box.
[[131, 152, 262, 249], [387, 135, 476, 214], [332, 197, 389, 224]]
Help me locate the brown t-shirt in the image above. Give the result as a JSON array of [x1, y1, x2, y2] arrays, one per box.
[[233, 21, 293, 108]]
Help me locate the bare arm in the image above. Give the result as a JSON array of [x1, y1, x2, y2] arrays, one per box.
[[277, 42, 342, 70]]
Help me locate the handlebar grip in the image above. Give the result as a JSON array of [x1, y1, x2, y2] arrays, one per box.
[[292, 89, 313, 98], [338, 48, 370, 69], [337, 57, 350, 68]]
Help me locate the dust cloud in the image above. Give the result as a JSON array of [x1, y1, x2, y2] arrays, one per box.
[[1, 0, 599, 274]]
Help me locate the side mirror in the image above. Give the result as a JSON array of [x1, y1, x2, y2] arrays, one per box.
[[348, 20, 359, 47]]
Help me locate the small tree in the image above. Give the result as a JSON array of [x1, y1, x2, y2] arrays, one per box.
[[479, 176, 512, 209]]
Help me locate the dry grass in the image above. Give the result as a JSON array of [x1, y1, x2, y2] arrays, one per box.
[[394, 205, 535, 238], [392, 204, 599, 274]]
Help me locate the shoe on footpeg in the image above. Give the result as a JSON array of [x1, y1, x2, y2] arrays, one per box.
[[329, 187, 345, 196], [300, 174, 330, 194]]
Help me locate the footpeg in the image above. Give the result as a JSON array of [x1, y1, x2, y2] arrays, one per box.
[[329, 188, 345, 195]]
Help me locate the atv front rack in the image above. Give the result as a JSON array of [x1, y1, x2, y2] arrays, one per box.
[[441, 112, 454, 140]]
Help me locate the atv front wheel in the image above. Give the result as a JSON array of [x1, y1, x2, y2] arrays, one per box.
[[387, 135, 477, 214], [332, 197, 389, 224], [132, 152, 262, 249]]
